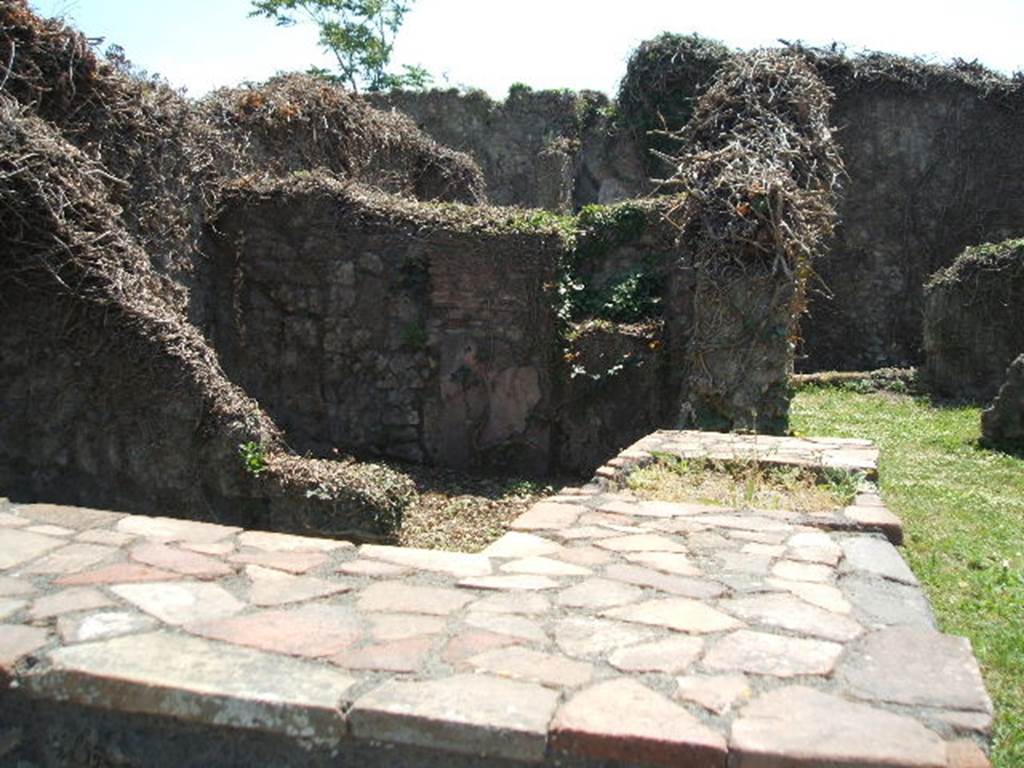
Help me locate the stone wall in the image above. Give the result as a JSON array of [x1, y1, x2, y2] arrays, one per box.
[[374, 55, 1024, 373], [802, 71, 1024, 371], [982, 354, 1024, 451], [369, 88, 649, 212], [558, 324, 670, 474], [1, 97, 414, 540], [923, 238, 1024, 401], [205, 175, 563, 475]]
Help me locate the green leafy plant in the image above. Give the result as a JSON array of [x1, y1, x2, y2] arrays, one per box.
[[821, 467, 865, 504], [503, 208, 574, 238], [400, 321, 428, 350], [507, 82, 533, 98], [616, 32, 731, 175], [238, 441, 269, 476], [557, 201, 667, 325], [598, 270, 663, 322], [249, 0, 430, 92]]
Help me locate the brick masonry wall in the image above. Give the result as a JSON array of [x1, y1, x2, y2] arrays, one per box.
[[206, 182, 561, 474]]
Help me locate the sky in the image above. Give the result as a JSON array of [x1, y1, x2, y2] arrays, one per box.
[[28, 0, 1024, 99]]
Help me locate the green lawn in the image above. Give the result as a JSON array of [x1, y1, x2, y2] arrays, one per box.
[[791, 387, 1024, 767]]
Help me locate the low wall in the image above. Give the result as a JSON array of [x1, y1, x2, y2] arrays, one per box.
[[923, 238, 1024, 401], [0, 433, 994, 767]]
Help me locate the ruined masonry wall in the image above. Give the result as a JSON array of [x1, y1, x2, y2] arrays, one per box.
[[369, 89, 649, 212], [206, 183, 561, 474], [376, 78, 1024, 372], [804, 82, 1024, 371]]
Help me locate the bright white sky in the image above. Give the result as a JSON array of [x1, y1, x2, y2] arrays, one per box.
[[29, 0, 1024, 98]]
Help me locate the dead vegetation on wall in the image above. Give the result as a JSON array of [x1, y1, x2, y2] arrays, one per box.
[[800, 46, 1024, 101], [0, 95, 416, 535], [0, 2, 506, 536], [662, 50, 842, 432], [0, 1, 221, 294], [615, 32, 731, 176], [0, 1, 484, 294], [202, 75, 486, 205]]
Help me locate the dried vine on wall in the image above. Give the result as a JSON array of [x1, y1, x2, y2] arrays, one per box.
[[662, 50, 844, 432]]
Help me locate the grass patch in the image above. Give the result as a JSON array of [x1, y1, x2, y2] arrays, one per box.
[[791, 387, 1024, 768], [626, 453, 859, 512]]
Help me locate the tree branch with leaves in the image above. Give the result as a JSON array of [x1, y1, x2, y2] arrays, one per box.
[[249, 0, 430, 92]]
